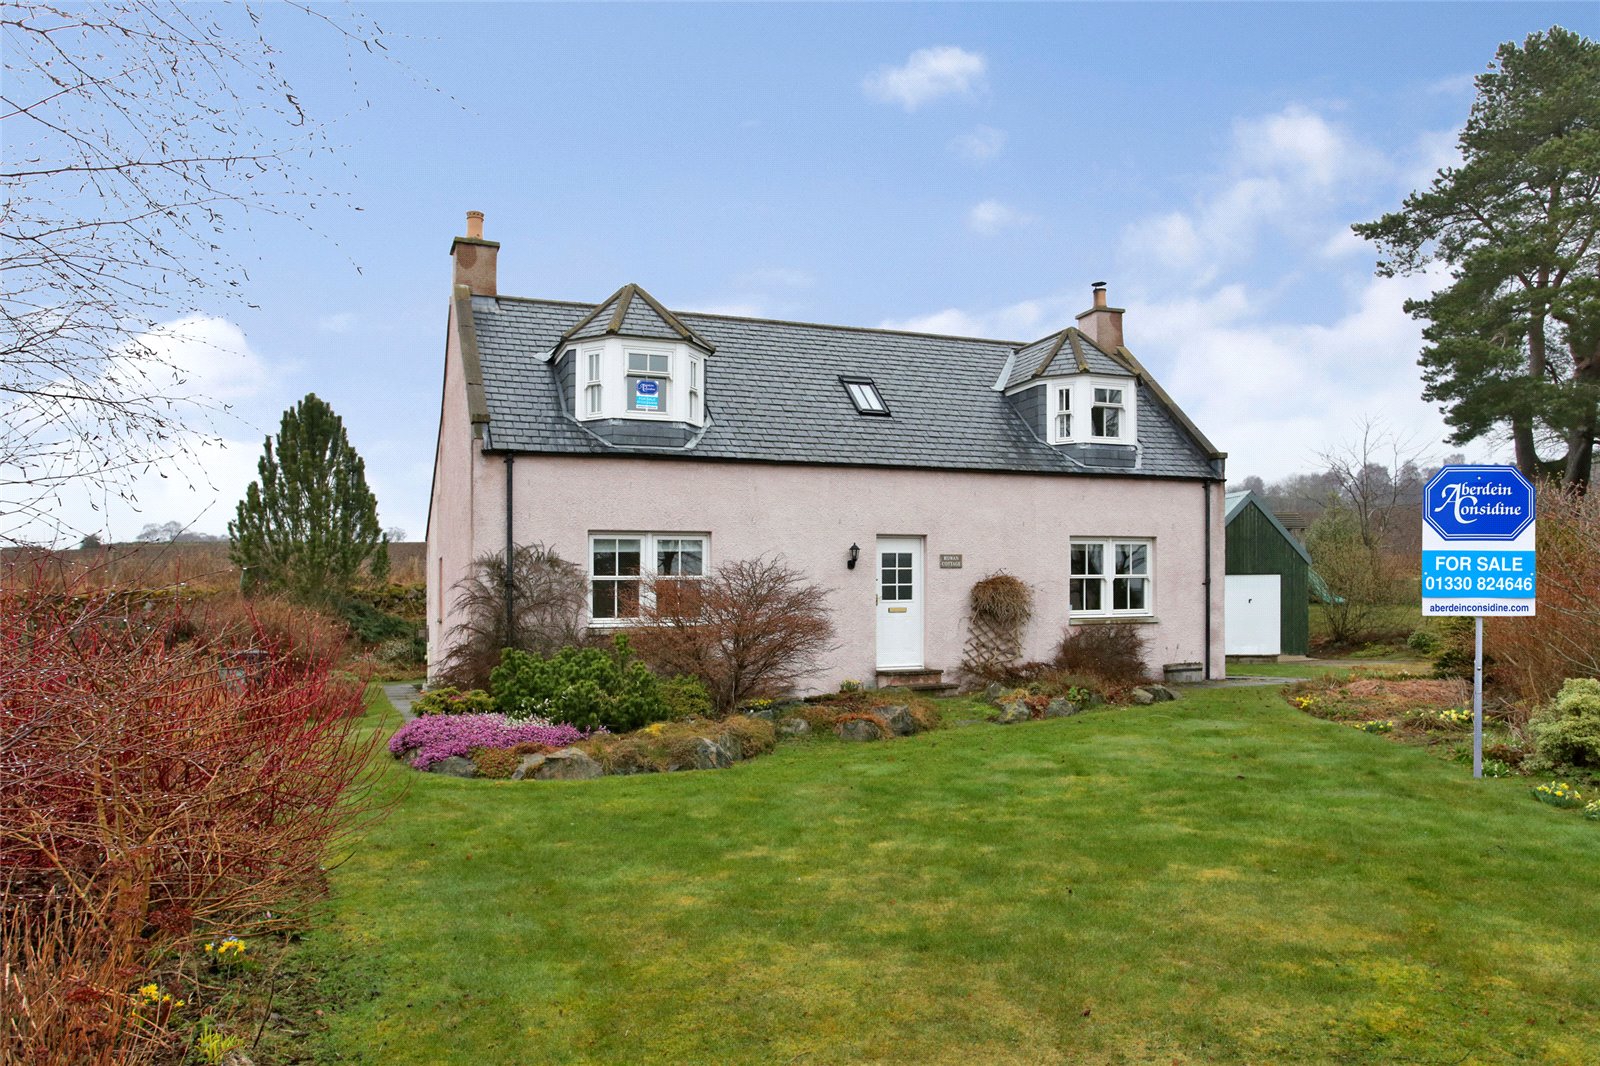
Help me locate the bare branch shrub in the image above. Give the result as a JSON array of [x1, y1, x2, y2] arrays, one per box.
[[1306, 506, 1411, 645], [1487, 484, 1600, 703], [632, 556, 837, 715], [436, 545, 588, 690], [1055, 623, 1152, 687]]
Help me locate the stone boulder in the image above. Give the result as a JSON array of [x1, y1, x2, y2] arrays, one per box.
[[993, 700, 1032, 725], [982, 682, 1006, 703], [510, 753, 546, 780], [531, 748, 603, 781], [1146, 684, 1179, 702], [714, 732, 744, 761], [835, 718, 885, 741], [1130, 688, 1156, 706], [426, 756, 476, 778], [1043, 698, 1080, 719], [689, 738, 733, 770], [778, 717, 811, 736], [743, 705, 779, 723], [876, 704, 917, 736]]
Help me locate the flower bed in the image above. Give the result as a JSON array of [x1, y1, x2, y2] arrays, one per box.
[[389, 713, 592, 769]]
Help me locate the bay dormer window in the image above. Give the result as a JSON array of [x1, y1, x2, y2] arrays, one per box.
[[1045, 376, 1136, 445]]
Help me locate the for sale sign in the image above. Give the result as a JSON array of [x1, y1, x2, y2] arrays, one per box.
[[1421, 465, 1536, 616]]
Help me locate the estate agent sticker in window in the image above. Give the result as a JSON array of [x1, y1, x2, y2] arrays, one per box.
[[634, 379, 660, 411]]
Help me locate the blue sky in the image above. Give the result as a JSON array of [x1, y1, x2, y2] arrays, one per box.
[[63, 1, 1596, 542]]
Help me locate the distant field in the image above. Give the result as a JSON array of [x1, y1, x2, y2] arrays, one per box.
[[301, 686, 1600, 1065]]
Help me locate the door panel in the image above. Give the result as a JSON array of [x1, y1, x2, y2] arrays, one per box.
[[1225, 574, 1281, 656], [876, 537, 925, 668]]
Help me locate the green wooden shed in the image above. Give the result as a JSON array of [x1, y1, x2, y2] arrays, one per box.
[[1223, 490, 1313, 657]]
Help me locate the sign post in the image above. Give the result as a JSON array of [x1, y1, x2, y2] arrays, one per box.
[[1421, 465, 1536, 778]]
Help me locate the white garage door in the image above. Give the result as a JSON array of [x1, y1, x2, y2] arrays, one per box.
[[1226, 575, 1282, 656]]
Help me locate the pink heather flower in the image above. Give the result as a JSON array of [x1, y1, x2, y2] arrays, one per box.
[[388, 713, 594, 769]]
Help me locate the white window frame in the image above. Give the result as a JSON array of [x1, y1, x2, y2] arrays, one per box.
[[1089, 381, 1130, 443], [588, 532, 709, 625], [625, 346, 674, 418], [1051, 384, 1073, 443], [689, 358, 703, 423], [1041, 376, 1137, 445], [1069, 537, 1153, 618], [582, 347, 603, 417]]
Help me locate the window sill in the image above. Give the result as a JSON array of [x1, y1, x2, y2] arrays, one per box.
[[587, 616, 642, 628], [1068, 614, 1159, 626]]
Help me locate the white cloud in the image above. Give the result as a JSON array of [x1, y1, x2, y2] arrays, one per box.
[[1232, 104, 1382, 188], [950, 124, 1007, 162], [967, 199, 1032, 236], [317, 312, 358, 335], [1133, 269, 1459, 480], [7, 315, 284, 544], [1119, 104, 1395, 285], [871, 100, 1488, 482], [1426, 72, 1477, 96], [738, 267, 814, 289], [880, 298, 1049, 340], [863, 46, 987, 111], [1398, 128, 1460, 193]]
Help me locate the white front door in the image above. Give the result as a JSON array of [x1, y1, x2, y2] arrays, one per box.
[[875, 537, 925, 669], [1225, 574, 1282, 656]]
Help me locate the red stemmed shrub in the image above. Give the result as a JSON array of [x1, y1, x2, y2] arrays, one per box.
[[0, 569, 383, 1064]]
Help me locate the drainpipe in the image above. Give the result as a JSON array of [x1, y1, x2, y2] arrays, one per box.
[[504, 453, 515, 642], [1202, 481, 1212, 681]]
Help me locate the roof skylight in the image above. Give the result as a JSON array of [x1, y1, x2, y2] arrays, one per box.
[[841, 377, 889, 416]]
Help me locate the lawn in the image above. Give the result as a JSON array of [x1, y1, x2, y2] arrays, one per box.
[[301, 686, 1600, 1065]]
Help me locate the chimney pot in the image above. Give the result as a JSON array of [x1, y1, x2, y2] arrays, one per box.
[[1092, 281, 1107, 309], [465, 210, 484, 239]]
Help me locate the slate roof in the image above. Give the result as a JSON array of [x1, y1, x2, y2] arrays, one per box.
[[467, 290, 1223, 480], [561, 283, 713, 350], [1002, 327, 1131, 388]]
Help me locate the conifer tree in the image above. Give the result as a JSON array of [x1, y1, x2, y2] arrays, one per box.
[[1354, 27, 1600, 489], [229, 394, 388, 599]]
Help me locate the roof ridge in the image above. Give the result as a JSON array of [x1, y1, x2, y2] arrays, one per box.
[[489, 293, 1025, 347]]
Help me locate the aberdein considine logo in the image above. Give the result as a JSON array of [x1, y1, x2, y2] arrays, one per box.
[[1423, 465, 1535, 542]]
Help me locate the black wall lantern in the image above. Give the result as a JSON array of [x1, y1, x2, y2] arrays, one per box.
[[847, 543, 860, 570]]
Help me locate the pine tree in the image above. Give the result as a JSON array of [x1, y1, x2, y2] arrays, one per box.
[[1354, 27, 1600, 490], [229, 393, 388, 599]]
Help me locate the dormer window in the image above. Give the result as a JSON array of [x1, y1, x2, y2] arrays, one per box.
[[1092, 385, 1125, 439], [1045, 376, 1136, 445], [842, 376, 889, 415], [689, 359, 703, 422]]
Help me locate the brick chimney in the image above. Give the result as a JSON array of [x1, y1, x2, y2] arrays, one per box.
[[1075, 281, 1125, 351], [450, 210, 499, 296]]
